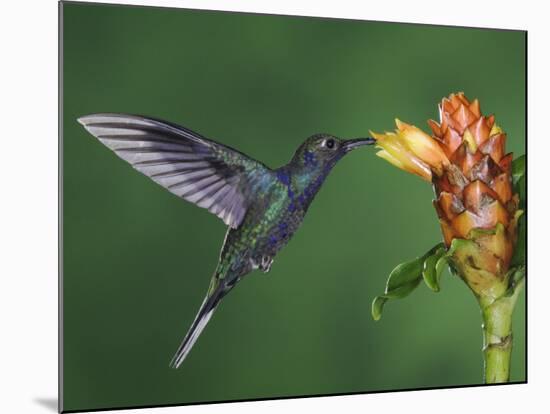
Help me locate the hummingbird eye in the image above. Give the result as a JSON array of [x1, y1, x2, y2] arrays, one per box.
[[324, 138, 336, 149]]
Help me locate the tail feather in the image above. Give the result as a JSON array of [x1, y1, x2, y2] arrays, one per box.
[[169, 283, 226, 369]]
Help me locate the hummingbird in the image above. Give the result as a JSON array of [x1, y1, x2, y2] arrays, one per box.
[[78, 113, 375, 368]]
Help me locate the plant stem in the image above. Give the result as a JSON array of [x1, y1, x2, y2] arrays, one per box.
[[479, 279, 524, 383], [481, 299, 512, 383]]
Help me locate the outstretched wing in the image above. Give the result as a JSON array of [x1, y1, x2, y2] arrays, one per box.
[[78, 113, 275, 229]]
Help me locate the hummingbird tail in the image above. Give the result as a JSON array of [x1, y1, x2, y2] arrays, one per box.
[[169, 282, 226, 369]]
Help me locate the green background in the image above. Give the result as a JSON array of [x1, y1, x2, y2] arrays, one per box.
[[61, 2, 526, 411]]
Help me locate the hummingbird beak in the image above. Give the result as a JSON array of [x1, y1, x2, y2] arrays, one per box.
[[342, 137, 376, 153]]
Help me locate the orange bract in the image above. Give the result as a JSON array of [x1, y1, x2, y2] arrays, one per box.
[[372, 92, 519, 278]]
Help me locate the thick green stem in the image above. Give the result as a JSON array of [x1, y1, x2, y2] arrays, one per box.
[[480, 298, 513, 383], [478, 279, 524, 384]]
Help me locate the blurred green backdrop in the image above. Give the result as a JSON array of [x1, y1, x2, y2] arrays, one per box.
[[61, 2, 526, 411]]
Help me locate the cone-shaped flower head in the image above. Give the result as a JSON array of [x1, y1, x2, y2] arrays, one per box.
[[372, 92, 520, 294]]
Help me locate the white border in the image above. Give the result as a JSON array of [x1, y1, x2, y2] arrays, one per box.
[[1, 1, 548, 413]]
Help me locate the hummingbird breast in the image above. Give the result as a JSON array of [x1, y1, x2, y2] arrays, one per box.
[[216, 166, 329, 280]]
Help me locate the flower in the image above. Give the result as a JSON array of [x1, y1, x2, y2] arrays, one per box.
[[371, 118, 451, 181], [370, 92, 525, 384], [372, 93, 519, 269]]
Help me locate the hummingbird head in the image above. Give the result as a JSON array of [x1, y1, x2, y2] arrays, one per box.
[[291, 133, 375, 170], [283, 133, 375, 210]]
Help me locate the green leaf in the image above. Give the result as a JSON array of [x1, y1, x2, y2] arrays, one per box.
[[435, 254, 449, 282], [447, 238, 477, 257], [371, 280, 421, 321], [386, 257, 424, 293], [422, 247, 447, 292], [371, 296, 387, 321], [511, 211, 526, 268], [512, 154, 526, 185], [384, 278, 422, 299], [509, 265, 525, 285], [505, 265, 526, 297], [518, 177, 526, 210], [371, 243, 445, 321], [510, 155, 526, 267]]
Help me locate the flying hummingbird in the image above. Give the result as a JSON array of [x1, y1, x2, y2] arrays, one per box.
[[78, 114, 374, 368]]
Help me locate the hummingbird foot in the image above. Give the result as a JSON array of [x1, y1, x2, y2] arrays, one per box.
[[259, 255, 274, 273]]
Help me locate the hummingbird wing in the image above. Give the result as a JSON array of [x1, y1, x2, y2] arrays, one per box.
[[78, 114, 276, 229]]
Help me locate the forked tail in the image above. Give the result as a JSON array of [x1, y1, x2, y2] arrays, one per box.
[[169, 281, 227, 369]]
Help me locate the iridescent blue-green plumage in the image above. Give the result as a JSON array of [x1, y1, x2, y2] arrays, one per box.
[[78, 113, 374, 368]]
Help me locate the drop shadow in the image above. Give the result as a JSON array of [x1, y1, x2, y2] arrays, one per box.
[[34, 397, 58, 412]]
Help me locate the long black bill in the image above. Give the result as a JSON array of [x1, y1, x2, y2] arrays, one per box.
[[342, 137, 377, 152]]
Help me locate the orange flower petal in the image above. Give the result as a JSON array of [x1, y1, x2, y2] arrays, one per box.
[[443, 98, 456, 114], [491, 173, 513, 204], [442, 127, 463, 157], [371, 130, 433, 181], [439, 219, 456, 247], [450, 143, 484, 176], [506, 194, 520, 215], [395, 121, 449, 172], [479, 133, 506, 163], [436, 191, 465, 220], [470, 116, 491, 146], [482, 200, 510, 227], [451, 104, 477, 133], [445, 164, 470, 192], [377, 150, 431, 181], [462, 129, 478, 152], [402, 135, 449, 174], [449, 93, 470, 109], [490, 123, 503, 137], [433, 199, 445, 220], [433, 173, 455, 195], [498, 153, 514, 174], [427, 119, 442, 137], [442, 110, 461, 135], [452, 209, 483, 238], [467, 155, 502, 184], [469, 99, 481, 118], [376, 149, 405, 169], [455, 92, 471, 106], [451, 200, 509, 238], [462, 180, 498, 213]]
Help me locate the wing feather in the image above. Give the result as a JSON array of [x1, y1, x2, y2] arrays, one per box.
[[78, 113, 275, 228]]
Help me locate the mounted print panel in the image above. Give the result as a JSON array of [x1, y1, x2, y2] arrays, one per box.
[[60, 1, 526, 412]]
